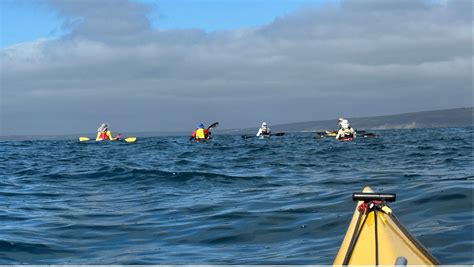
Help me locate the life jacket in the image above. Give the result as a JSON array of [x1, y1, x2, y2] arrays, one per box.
[[195, 128, 207, 139], [261, 127, 270, 135], [340, 128, 354, 138], [97, 131, 111, 140], [98, 131, 108, 140]]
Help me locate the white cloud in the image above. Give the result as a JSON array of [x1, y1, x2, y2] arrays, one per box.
[[1, 0, 472, 135]]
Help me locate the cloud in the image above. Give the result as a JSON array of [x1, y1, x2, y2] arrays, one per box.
[[1, 0, 472, 135], [48, 0, 153, 43]]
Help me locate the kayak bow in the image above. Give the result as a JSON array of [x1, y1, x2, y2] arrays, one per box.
[[333, 186, 439, 266]]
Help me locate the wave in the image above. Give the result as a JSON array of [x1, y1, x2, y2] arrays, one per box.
[[0, 128, 472, 264]]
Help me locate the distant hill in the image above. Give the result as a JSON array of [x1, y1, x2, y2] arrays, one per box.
[[226, 107, 473, 134]]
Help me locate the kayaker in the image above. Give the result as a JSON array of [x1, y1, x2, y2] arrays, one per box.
[[256, 122, 271, 137], [191, 123, 210, 141], [96, 123, 118, 141], [335, 119, 356, 140], [337, 118, 344, 129]]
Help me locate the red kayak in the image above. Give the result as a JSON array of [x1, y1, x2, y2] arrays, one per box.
[[338, 137, 353, 142]]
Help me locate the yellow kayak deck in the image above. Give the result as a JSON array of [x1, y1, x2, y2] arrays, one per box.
[[333, 186, 439, 266]]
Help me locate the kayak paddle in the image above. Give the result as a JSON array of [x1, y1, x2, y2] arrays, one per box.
[[363, 133, 376, 138], [79, 137, 90, 142], [124, 137, 137, 143], [207, 122, 219, 130]]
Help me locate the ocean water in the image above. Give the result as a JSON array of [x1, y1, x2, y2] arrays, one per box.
[[0, 127, 472, 264]]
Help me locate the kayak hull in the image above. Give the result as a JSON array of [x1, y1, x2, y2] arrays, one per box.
[[333, 186, 439, 266], [338, 137, 353, 142], [79, 137, 136, 143]]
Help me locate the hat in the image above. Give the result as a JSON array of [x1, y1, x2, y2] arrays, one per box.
[[262, 122, 267, 126], [97, 123, 109, 132], [197, 123, 205, 128]]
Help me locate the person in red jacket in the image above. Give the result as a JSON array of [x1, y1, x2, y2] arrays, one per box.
[[96, 123, 119, 141]]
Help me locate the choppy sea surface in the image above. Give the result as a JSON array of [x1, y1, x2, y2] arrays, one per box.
[[0, 127, 472, 264]]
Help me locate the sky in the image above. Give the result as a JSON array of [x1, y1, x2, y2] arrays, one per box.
[[0, 0, 472, 135]]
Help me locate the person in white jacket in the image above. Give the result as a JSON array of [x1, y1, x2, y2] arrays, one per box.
[[337, 118, 344, 129], [256, 122, 271, 137], [336, 120, 356, 140]]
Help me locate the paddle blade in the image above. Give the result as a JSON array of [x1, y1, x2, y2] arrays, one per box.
[[207, 122, 219, 130], [79, 137, 90, 142], [274, 132, 285, 136], [124, 137, 137, 143]]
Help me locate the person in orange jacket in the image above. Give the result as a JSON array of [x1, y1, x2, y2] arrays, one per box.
[[191, 123, 210, 140]]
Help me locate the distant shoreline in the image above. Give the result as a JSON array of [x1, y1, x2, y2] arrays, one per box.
[[1, 107, 472, 141], [255, 107, 473, 134]]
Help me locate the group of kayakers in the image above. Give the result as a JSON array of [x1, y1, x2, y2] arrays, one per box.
[[191, 121, 273, 141], [93, 117, 357, 142]]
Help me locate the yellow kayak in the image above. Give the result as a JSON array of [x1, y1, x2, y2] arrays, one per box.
[[79, 137, 137, 143], [333, 186, 439, 266]]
